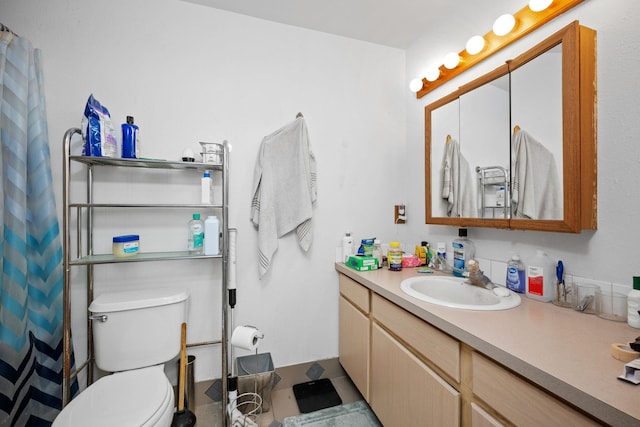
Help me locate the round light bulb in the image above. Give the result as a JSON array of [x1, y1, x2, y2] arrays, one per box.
[[443, 52, 460, 69], [529, 0, 553, 12], [493, 14, 516, 36], [425, 67, 440, 82], [466, 35, 486, 55], [409, 78, 423, 93]]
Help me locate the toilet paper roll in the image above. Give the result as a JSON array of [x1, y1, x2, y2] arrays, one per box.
[[231, 326, 262, 351]]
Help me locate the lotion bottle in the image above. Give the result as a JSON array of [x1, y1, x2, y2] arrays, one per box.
[[342, 232, 353, 262], [201, 171, 212, 204], [627, 276, 640, 328]]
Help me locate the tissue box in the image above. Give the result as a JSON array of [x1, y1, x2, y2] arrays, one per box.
[[346, 256, 379, 271]]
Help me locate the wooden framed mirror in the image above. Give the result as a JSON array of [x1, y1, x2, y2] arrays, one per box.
[[425, 20, 596, 233]]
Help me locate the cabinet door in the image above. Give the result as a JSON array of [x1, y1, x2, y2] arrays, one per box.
[[339, 296, 369, 400], [370, 323, 460, 427]]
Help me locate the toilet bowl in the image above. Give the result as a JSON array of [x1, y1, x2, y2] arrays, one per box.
[[53, 288, 189, 427], [53, 365, 174, 427]]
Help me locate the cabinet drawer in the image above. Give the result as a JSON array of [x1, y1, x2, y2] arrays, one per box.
[[472, 352, 600, 426], [372, 293, 460, 382], [339, 274, 370, 313]]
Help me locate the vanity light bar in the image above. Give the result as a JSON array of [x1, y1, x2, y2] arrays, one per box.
[[414, 0, 583, 99]]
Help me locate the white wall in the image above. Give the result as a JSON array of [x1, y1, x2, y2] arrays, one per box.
[[404, 1, 640, 290], [1, 0, 406, 381]]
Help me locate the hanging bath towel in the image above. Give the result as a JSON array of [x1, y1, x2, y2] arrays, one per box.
[[441, 138, 476, 217], [511, 129, 562, 219], [251, 117, 317, 278]]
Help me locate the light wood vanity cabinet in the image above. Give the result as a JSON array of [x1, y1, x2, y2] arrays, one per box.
[[337, 273, 605, 427], [472, 353, 600, 426], [370, 323, 460, 426], [338, 275, 370, 400]]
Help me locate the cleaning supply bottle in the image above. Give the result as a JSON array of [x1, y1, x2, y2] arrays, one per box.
[[204, 215, 219, 255], [188, 213, 204, 254], [452, 229, 475, 277], [415, 241, 428, 266], [201, 171, 212, 204], [121, 116, 139, 159], [506, 254, 526, 293], [342, 232, 353, 262], [526, 250, 555, 302], [388, 242, 403, 271], [627, 276, 640, 328]]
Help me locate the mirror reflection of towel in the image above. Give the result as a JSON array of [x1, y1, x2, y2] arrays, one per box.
[[511, 130, 561, 220], [441, 139, 476, 217], [250, 117, 317, 278]]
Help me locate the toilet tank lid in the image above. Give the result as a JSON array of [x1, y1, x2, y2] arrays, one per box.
[[89, 288, 189, 313]]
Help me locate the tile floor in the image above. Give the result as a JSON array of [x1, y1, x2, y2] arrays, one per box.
[[191, 358, 365, 426]]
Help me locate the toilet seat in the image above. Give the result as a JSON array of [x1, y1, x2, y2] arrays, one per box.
[[53, 365, 174, 427]]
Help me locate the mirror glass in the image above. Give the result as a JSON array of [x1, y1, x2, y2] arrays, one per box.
[[510, 44, 563, 221], [460, 73, 510, 219]]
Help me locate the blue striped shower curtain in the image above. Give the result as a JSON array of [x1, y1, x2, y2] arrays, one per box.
[[0, 30, 75, 426]]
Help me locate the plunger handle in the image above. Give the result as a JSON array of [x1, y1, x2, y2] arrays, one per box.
[[178, 322, 187, 412]]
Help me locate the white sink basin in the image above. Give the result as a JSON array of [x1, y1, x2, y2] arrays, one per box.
[[400, 276, 521, 311]]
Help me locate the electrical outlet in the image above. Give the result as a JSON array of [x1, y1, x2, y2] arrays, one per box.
[[394, 204, 406, 224]]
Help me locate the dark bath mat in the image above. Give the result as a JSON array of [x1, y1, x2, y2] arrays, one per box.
[[292, 378, 342, 414]]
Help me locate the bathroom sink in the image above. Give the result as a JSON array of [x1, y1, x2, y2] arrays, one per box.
[[400, 276, 521, 311]]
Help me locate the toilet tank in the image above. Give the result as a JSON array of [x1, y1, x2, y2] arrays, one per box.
[[89, 288, 189, 372]]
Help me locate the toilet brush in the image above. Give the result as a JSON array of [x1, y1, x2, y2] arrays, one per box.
[[172, 323, 196, 427]]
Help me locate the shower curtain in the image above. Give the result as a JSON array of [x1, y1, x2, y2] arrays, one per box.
[[0, 30, 75, 426]]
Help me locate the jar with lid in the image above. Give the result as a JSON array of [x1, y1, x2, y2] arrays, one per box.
[[388, 242, 403, 271]]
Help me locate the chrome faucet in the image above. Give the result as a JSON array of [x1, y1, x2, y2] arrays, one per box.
[[465, 259, 497, 290]]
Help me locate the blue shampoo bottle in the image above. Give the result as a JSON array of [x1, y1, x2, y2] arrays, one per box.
[[121, 115, 139, 158]]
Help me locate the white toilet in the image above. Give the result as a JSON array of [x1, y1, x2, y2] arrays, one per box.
[[53, 288, 189, 427]]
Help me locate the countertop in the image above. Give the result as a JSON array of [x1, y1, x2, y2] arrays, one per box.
[[335, 263, 640, 426]]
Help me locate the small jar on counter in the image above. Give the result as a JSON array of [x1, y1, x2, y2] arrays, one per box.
[[112, 235, 140, 258], [388, 242, 403, 271]]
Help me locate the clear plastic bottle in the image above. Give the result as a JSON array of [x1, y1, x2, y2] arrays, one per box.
[[342, 232, 353, 262], [627, 276, 640, 328], [526, 250, 555, 302], [373, 239, 383, 269], [452, 229, 475, 277], [506, 254, 526, 293], [388, 242, 403, 271], [201, 171, 212, 204], [204, 215, 219, 255], [188, 213, 204, 254]]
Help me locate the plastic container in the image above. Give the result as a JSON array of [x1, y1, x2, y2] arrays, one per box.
[[452, 229, 475, 277], [526, 250, 555, 302], [505, 254, 526, 293], [572, 283, 599, 314], [201, 171, 212, 204], [627, 276, 640, 328], [188, 213, 204, 254], [595, 290, 627, 322], [112, 234, 139, 257], [121, 116, 139, 159], [204, 216, 220, 255], [388, 242, 403, 271], [342, 232, 353, 262], [373, 239, 383, 268]]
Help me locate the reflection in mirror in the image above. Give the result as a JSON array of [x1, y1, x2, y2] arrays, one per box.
[[510, 44, 563, 220], [460, 74, 510, 218], [429, 98, 460, 218]]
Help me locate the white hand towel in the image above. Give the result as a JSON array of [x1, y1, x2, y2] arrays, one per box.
[[251, 117, 317, 278]]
